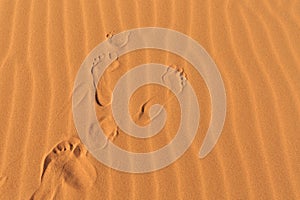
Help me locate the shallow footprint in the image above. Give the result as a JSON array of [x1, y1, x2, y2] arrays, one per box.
[[31, 137, 97, 200]]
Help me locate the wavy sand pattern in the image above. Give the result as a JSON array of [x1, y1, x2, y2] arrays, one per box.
[[0, 0, 299, 199]]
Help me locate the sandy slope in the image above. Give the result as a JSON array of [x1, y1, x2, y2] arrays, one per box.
[[0, 0, 299, 199]]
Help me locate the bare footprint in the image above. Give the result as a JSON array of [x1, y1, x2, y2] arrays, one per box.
[[31, 137, 97, 200]]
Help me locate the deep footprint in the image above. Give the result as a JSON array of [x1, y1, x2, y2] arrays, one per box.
[[31, 137, 97, 200]]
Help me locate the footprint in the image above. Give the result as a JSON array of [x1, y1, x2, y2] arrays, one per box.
[[31, 137, 97, 200], [162, 65, 187, 94]]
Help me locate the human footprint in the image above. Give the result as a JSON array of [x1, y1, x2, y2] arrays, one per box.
[[30, 137, 97, 200]]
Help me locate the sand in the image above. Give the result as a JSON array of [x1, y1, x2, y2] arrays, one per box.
[[0, 0, 299, 199]]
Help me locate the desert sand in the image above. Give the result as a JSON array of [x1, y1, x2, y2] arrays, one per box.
[[0, 0, 299, 199]]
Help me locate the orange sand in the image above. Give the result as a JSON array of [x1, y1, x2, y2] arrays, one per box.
[[0, 0, 299, 199]]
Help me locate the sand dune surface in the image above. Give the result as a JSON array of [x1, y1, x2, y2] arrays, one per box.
[[0, 0, 299, 199]]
